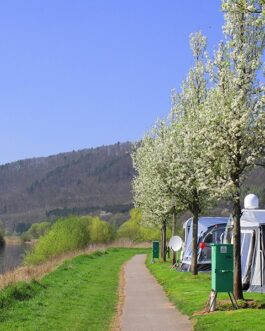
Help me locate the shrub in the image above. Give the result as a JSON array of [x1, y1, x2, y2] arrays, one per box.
[[117, 209, 161, 242], [21, 221, 52, 242], [84, 216, 114, 243], [24, 216, 90, 265], [24, 216, 114, 265], [28, 222, 52, 239]]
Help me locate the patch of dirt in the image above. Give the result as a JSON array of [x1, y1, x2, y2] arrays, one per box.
[[193, 298, 261, 315], [193, 310, 209, 316], [218, 298, 260, 310], [111, 262, 127, 331]]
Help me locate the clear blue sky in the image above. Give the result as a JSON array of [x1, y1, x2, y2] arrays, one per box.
[[0, 1, 224, 164]]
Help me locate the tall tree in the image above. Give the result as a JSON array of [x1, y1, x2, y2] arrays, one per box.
[[149, 122, 185, 263], [132, 127, 173, 261], [165, 32, 213, 275], [202, 0, 265, 299], [136, 32, 213, 274]]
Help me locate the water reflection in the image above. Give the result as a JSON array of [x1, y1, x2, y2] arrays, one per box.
[[0, 243, 28, 274]]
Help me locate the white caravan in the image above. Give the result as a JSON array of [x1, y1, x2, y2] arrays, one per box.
[[180, 194, 265, 292], [181, 216, 229, 271]]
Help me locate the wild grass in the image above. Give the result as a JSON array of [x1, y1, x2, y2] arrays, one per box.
[[147, 255, 265, 331], [0, 240, 149, 291], [3, 237, 22, 245], [0, 247, 148, 331]]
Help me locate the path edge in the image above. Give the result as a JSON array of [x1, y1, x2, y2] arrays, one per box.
[[146, 258, 193, 330], [110, 260, 127, 331]]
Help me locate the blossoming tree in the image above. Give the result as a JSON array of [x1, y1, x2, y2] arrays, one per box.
[[202, 0, 265, 299]]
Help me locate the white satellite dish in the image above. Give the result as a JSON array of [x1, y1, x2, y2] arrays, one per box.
[[244, 194, 259, 209], [168, 236, 183, 252]]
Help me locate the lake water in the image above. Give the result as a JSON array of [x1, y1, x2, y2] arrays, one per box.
[[0, 243, 28, 274]]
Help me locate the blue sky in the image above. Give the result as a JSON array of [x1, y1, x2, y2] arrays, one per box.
[[0, 1, 224, 164]]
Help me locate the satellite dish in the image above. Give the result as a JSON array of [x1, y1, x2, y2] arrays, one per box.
[[168, 236, 183, 252], [244, 194, 259, 209]]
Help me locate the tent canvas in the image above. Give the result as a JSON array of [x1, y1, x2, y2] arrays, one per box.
[[239, 209, 265, 293], [180, 203, 265, 293], [181, 217, 229, 271]]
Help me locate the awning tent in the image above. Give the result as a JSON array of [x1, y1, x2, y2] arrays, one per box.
[[181, 217, 229, 271], [180, 195, 265, 293], [240, 209, 265, 293]]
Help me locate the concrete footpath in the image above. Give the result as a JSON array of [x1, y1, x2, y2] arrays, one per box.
[[120, 254, 191, 331]]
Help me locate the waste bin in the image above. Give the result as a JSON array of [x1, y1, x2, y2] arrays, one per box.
[[211, 244, 233, 292], [152, 241, 160, 259]]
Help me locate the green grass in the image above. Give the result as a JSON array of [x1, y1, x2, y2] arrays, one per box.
[[0, 248, 147, 331], [147, 256, 265, 331]]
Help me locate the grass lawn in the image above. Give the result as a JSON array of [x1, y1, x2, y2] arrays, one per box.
[[147, 256, 265, 331], [0, 248, 147, 331]]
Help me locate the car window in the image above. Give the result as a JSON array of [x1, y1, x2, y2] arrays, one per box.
[[204, 233, 213, 243]]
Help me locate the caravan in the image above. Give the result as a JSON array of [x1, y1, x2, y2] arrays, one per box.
[[180, 194, 265, 293], [241, 208, 265, 292], [224, 194, 265, 293], [181, 216, 229, 271]]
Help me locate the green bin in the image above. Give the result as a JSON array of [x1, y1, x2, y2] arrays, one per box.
[[211, 244, 233, 292], [152, 241, 160, 259]]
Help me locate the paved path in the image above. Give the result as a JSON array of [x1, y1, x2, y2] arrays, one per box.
[[120, 254, 191, 331]]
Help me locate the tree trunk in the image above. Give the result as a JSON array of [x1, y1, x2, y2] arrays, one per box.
[[191, 211, 199, 275], [232, 193, 244, 300], [162, 221, 167, 262], [172, 206, 177, 265], [160, 227, 164, 259]]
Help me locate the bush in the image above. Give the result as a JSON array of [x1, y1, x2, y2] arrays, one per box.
[[21, 221, 52, 242], [24, 216, 114, 265], [20, 231, 31, 243], [84, 216, 114, 243], [117, 209, 161, 242], [28, 222, 52, 239], [24, 216, 90, 265]]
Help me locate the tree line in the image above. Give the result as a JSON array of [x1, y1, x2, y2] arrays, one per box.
[[132, 0, 265, 300]]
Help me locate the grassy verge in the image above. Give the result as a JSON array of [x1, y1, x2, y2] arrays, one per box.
[[0, 248, 147, 331], [147, 255, 265, 331]]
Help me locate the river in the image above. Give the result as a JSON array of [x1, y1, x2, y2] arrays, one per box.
[[0, 242, 28, 274]]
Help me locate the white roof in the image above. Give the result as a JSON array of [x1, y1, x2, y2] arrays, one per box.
[[241, 209, 265, 227], [183, 216, 229, 233]]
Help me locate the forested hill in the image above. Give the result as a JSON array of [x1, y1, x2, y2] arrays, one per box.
[[0, 142, 134, 231], [0, 141, 264, 232]]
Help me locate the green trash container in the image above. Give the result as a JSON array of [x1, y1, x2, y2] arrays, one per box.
[[152, 241, 160, 259], [211, 244, 233, 292]]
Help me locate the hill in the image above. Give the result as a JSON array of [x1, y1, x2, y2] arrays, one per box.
[[0, 141, 264, 232], [0, 142, 133, 231]]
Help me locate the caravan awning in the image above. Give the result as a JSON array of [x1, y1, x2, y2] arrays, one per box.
[[183, 217, 229, 234], [241, 210, 265, 227]]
